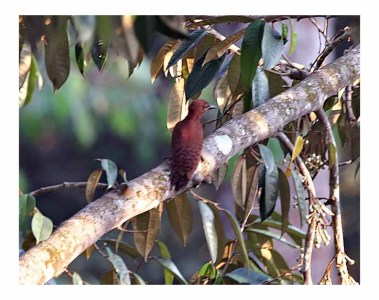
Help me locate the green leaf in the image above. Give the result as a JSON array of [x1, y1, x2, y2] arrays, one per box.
[[85, 168, 103, 203], [153, 256, 188, 284], [167, 29, 207, 69], [223, 209, 250, 267], [247, 228, 300, 249], [225, 267, 270, 285], [278, 169, 290, 236], [91, 16, 111, 71], [240, 19, 265, 89], [258, 144, 279, 221], [185, 52, 226, 100], [166, 192, 193, 246], [203, 28, 245, 64], [281, 23, 288, 42], [198, 201, 219, 263], [75, 43, 85, 75], [132, 208, 161, 261], [292, 171, 306, 227], [44, 16, 70, 91], [252, 67, 269, 108], [98, 159, 118, 189], [31, 211, 53, 244], [212, 162, 228, 190], [199, 262, 217, 279], [266, 71, 288, 98], [262, 24, 284, 70], [19, 194, 36, 235], [105, 247, 131, 285], [156, 240, 174, 284], [72, 272, 83, 285], [288, 20, 297, 56], [231, 155, 247, 217]]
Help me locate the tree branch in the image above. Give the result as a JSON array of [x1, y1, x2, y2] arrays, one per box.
[[29, 182, 108, 197], [19, 45, 360, 285]]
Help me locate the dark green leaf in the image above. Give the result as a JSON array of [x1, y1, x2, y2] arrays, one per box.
[[31, 211, 53, 244], [198, 201, 219, 263], [262, 24, 284, 70], [231, 155, 246, 217], [19, 194, 36, 235], [329, 142, 337, 168], [91, 16, 111, 71], [278, 169, 290, 236], [105, 247, 131, 285], [247, 228, 300, 248], [167, 30, 207, 69], [75, 43, 85, 75], [157, 16, 188, 39], [130, 272, 146, 285], [292, 171, 306, 227], [44, 16, 70, 91], [166, 192, 193, 246], [132, 208, 161, 261], [281, 23, 288, 41], [258, 144, 279, 221], [85, 168, 103, 203], [185, 52, 226, 100], [153, 256, 188, 284], [252, 67, 269, 108], [156, 240, 174, 284], [225, 267, 270, 285], [266, 71, 288, 98], [240, 19, 265, 89], [99, 159, 118, 189], [72, 272, 83, 285]]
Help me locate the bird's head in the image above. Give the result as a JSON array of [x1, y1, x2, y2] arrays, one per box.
[[188, 99, 218, 115]]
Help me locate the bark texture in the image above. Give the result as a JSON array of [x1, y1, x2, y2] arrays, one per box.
[[19, 45, 360, 285]]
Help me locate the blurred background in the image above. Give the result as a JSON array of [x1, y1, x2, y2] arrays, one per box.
[[19, 16, 360, 284]]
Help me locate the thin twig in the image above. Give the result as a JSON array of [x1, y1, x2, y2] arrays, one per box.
[[276, 132, 318, 285], [310, 27, 352, 72], [315, 109, 357, 284], [29, 181, 108, 197]]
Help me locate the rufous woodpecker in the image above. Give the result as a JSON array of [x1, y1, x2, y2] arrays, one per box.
[[170, 99, 217, 191]]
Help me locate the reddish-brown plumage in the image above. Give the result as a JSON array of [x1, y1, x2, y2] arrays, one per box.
[[170, 99, 216, 191]]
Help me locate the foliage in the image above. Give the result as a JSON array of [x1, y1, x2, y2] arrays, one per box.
[[19, 15, 359, 285]]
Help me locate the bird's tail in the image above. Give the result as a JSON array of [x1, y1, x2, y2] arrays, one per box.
[[170, 171, 188, 191]]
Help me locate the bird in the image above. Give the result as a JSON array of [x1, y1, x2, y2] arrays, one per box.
[[170, 99, 217, 191]]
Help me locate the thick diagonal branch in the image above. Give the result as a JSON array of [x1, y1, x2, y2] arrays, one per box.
[[19, 45, 360, 285]]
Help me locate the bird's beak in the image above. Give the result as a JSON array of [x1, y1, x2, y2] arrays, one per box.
[[207, 105, 218, 111]]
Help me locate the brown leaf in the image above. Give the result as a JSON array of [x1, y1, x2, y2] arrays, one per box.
[[212, 162, 229, 190], [227, 54, 247, 97], [167, 78, 188, 134], [85, 169, 103, 203], [166, 192, 193, 246], [150, 40, 179, 83], [132, 208, 161, 261], [203, 28, 245, 65], [44, 16, 70, 91]]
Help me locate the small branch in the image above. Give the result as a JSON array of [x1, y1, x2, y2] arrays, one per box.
[[310, 27, 352, 72], [29, 181, 108, 197], [315, 109, 357, 284], [206, 27, 241, 55]]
